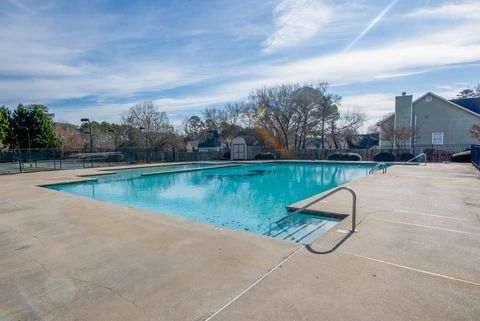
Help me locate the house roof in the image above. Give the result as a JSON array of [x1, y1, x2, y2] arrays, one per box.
[[449, 98, 480, 115], [233, 135, 259, 146], [376, 114, 394, 126], [413, 92, 480, 117]]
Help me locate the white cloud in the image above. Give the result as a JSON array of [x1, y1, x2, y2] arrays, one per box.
[[262, 0, 332, 54], [0, 61, 209, 103], [407, 1, 480, 20], [224, 36, 480, 97]]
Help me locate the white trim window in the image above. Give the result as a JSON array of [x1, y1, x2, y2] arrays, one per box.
[[432, 132, 444, 145]]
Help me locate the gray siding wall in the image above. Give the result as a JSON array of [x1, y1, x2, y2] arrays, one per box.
[[413, 94, 480, 145], [379, 116, 394, 148]]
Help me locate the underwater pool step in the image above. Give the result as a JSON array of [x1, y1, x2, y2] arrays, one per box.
[[267, 214, 341, 244]]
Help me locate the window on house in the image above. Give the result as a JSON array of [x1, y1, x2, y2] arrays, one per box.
[[432, 132, 444, 145], [426, 95, 432, 103]]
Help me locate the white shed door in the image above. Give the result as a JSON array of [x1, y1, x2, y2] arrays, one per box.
[[232, 144, 246, 160]]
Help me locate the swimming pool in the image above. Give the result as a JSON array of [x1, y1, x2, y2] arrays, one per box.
[[46, 162, 374, 242]]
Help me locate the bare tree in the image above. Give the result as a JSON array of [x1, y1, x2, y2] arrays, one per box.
[[470, 124, 480, 142], [367, 124, 379, 136], [202, 107, 222, 130], [220, 103, 242, 127], [247, 84, 300, 149], [239, 101, 256, 129], [377, 113, 421, 149], [292, 85, 324, 150], [394, 124, 421, 149], [457, 83, 480, 98], [326, 109, 367, 149], [182, 115, 206, 140], [54, 123, 84, 149], [122, 101, 174, 148], [315, 85, 340, 149]]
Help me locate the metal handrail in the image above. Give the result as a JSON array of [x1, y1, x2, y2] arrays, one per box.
[[268, 186, 357, 236], [369, 162, 387, 174], [405, 152, 427, 166]]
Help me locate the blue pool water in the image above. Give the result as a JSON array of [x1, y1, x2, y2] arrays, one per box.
[[46, 162, 374, 238], [90, 163, 214, 182]]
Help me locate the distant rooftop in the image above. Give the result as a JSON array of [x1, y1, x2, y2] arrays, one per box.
[[450, 97, 480, 115]]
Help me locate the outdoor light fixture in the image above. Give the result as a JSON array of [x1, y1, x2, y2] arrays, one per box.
[[138, 127, 148, 163], [81, 118, 93, 150]]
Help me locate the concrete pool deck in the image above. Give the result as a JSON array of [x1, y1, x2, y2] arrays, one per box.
[[0, 162, 479, 320]]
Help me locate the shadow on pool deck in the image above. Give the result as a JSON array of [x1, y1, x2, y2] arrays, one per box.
[[305, 231, 354, 255], [0, 162, 479, 320]]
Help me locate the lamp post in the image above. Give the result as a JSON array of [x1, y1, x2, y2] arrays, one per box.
[[23, 127, 31, 164], [139, 126, 148, 163], [16, 124, 38, 166], [108, 129, 117, 150], [80, 118, 93, 151]]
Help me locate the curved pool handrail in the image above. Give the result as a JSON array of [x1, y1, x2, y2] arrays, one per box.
[[405, 152, 427, 166], [268, 186, 357, 238], [369, 162, 387, 175]]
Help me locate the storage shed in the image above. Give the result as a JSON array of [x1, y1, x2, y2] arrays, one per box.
[[231, 136, 261, 160]]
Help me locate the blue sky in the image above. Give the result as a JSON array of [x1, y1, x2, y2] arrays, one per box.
[[1, 0, 479, 131]]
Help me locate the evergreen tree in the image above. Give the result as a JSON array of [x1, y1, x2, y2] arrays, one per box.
[[0, 106, 12, 148], [11, 104, 58, 148]]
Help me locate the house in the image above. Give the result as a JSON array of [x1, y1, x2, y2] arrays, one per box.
[[197, 130, 223, 152], [231, 136, 261, 160], [197, 141, 222, 152], [186, 140, 199, 152], [378, 92, 480, 149], [348, 134, 379, 149]]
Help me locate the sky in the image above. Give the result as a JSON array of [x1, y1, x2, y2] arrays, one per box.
[[1, 0, 480, 131]]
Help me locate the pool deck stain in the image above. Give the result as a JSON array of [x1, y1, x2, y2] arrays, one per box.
[[0, 162, 479, 320]]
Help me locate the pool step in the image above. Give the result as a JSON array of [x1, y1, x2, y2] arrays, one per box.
[[267, 214, 340, 244]]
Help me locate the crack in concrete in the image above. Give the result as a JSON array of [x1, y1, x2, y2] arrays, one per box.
[[32, 258, 50, 274], [71, 277, 145, 313], [31, 260, 146, 314]]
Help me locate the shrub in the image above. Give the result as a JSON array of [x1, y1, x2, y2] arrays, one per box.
[[399, 153, 415, 162], [254, 152, 276, 160], [451, 151, 470, 163], [373, 152, 396, 162], [327, 153, 362, 161]]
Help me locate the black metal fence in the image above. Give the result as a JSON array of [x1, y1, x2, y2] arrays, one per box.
[[0, 144, 474, 174], [266, 144, 471, 162], [0, 147, 228, 174], [472, 145, 480, 170]]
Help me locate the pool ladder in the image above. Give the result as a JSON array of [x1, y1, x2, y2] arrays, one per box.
[[404, 152, 427, 166], [268, 186, 357, 238], [369, 162, 387, 174]]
